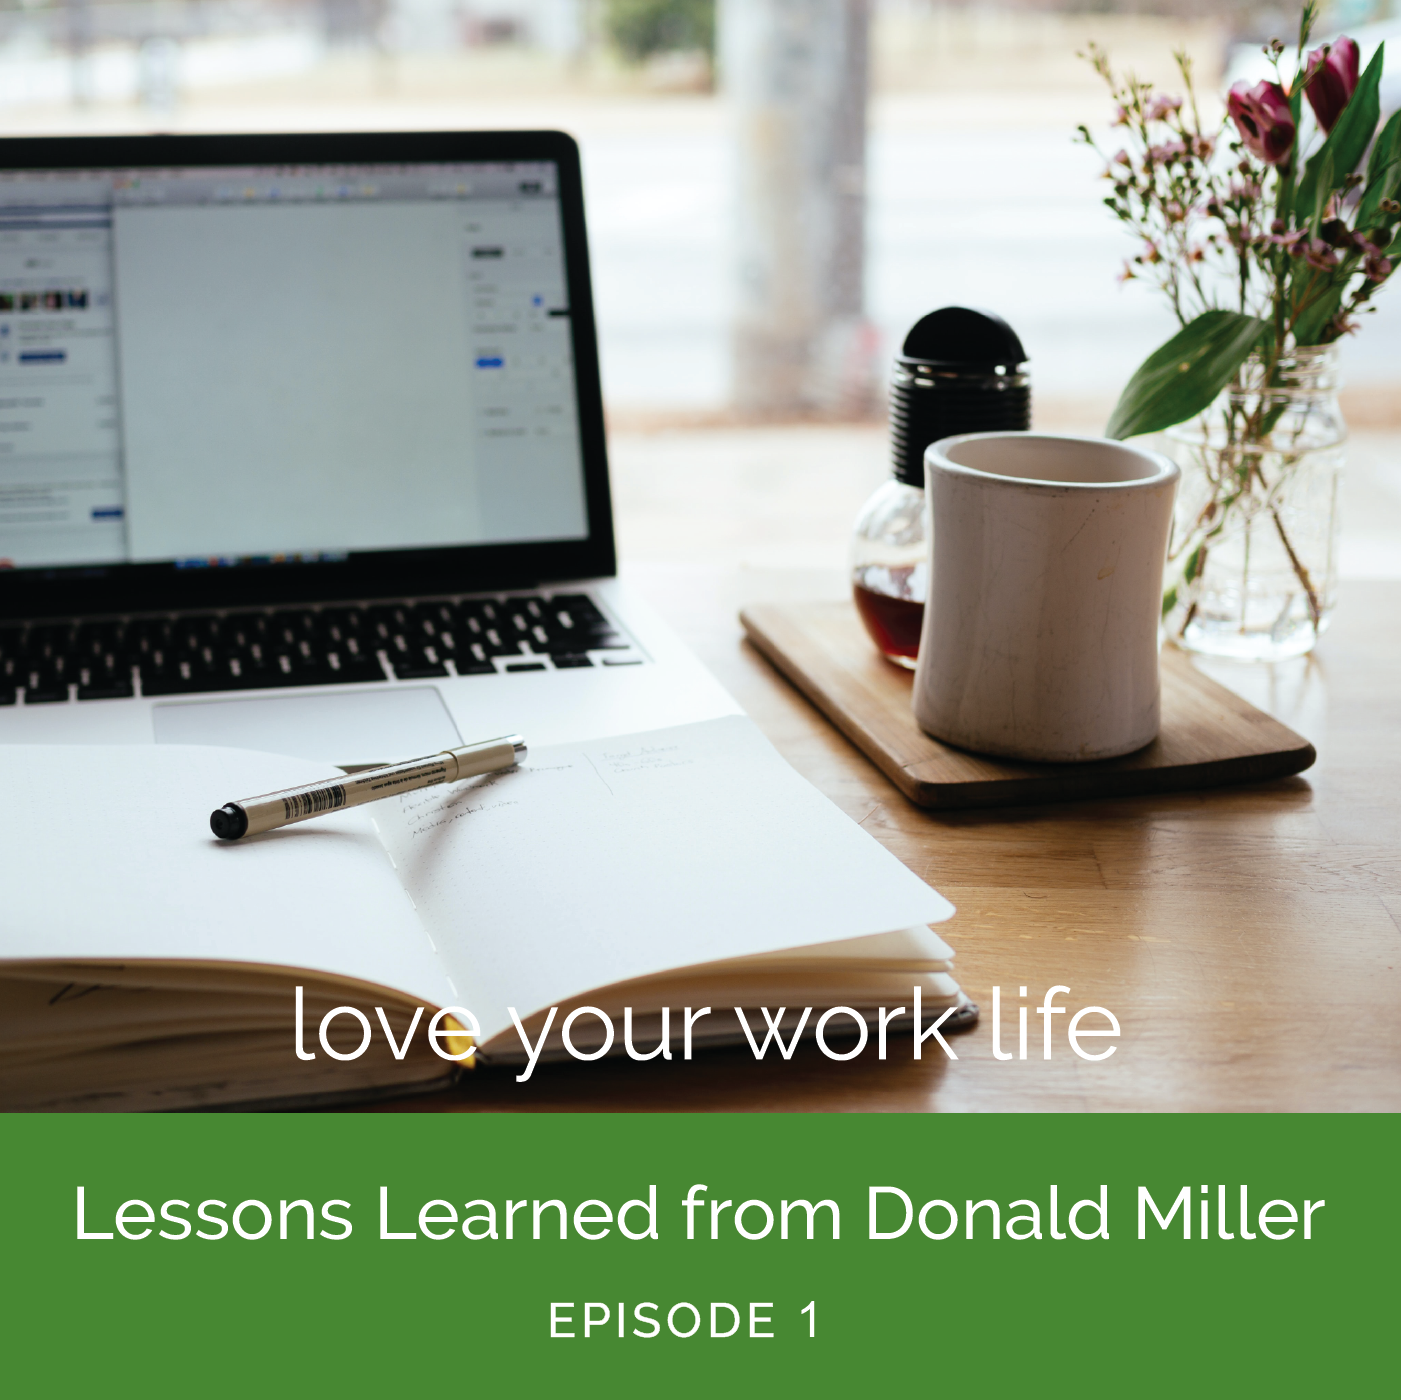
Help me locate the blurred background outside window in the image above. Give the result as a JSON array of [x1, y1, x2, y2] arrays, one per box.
[[3, 0, 1398, 575]]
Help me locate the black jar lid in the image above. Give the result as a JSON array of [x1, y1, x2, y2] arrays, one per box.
[[900, 306, 1028, 370], [889, 307, 1030, 487]]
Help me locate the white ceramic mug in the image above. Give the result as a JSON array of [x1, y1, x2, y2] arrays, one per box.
[[911, 432, 1180, 763]]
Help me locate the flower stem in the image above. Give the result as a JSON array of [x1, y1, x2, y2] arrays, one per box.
[[1270, 505, 1323, 625]]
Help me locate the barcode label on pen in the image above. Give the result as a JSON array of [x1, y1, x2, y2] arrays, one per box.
[[282, 785, 347, 821]]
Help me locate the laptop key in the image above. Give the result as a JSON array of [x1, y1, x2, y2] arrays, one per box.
[[74, 622, 126, 660], [125, 619, 174, 664], [368, 605, 413, 645], [550, 594, 608, 627], [543, 631, 621, 656], [27, 621, 77, 655], [551, 654, 594, 669], [339, 636, 382, 673], [388, 641, 448, 679], [264, 651, 330, 687], [480, 627, 526, 658], [318, 608, 368, 645], [77, 656, 135, 701], [223, 613, 270, 650], [278, 608, 320, 638], [545, 594, 628, 648], [325, 650, 386, 684], [140, 657, 219, 696], [411, 602, 456, 635], [22, 667, 70, 703], [0, 648, 20, 702], [77, 678, 135, 701]]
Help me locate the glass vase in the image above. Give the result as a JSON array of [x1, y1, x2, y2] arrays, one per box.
[[1162, 345, 1344, 662]]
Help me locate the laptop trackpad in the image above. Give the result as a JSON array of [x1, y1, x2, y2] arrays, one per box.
[[151, 687, 462, 765]]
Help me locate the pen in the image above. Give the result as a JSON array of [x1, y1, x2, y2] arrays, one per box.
[[209, 734, 527, 840]]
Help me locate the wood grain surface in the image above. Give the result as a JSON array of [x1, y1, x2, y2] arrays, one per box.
[[377, 567, 1401, 1114], [740, 600, 1316, 807]]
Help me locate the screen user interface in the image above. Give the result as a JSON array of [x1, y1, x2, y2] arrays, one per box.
[[0, 160, 589, 572]]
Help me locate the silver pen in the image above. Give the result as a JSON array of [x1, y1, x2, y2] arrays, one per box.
[[209, 734, 526, 840]]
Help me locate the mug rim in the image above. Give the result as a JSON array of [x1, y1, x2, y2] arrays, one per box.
[[926, 431, 1179, 491]]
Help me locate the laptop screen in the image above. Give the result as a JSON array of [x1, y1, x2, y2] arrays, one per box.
[[0, 157, 590, 573], [0, 130, 613, 619]]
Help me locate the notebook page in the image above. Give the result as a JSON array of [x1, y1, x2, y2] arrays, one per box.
[[0, 745, 454, 1007], [374, 715, 955, 1043]]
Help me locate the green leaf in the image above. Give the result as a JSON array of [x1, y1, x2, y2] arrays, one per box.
[[1307, 149, 1334, 233], [1356, 109, 1401, 227], [1356, 159, 1401, 229], [1293, 43, 1384, 224], [1356, 107, 1401, 226], [1365, 106, 1401, 184], [1293, 280, 1347, 345], [1106, 310, 1270, 440]]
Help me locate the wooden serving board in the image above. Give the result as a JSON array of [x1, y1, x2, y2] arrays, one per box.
[[740, 601, 1316, 809]]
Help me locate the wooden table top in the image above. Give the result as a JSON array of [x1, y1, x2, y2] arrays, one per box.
[[393, 566, 1401, 1113]]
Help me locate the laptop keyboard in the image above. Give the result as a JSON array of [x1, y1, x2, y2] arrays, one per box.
[[0, 593, 639, 705]]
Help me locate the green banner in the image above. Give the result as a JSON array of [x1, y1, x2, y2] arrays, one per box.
[[3, 1113, 1392, 1392]]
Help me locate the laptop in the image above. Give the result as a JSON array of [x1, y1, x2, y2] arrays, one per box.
[[0, 130, 739, 763]]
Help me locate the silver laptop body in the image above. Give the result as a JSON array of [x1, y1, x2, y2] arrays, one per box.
[[0, 130, 738, 763]]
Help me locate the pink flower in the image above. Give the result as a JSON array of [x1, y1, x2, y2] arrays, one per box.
[[1274, 234, 1341, 270], [1145, 94, 1183, 122], [1304, 37, 1360, 134], [1348, 232, 1395, 281], [1227, 80, 1296, 164], [1148, 139, 1188, 164], [1303, 239, 1339, 271]]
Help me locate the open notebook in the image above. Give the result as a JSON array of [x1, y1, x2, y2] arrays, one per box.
[[0, 716, 971, 1109]]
